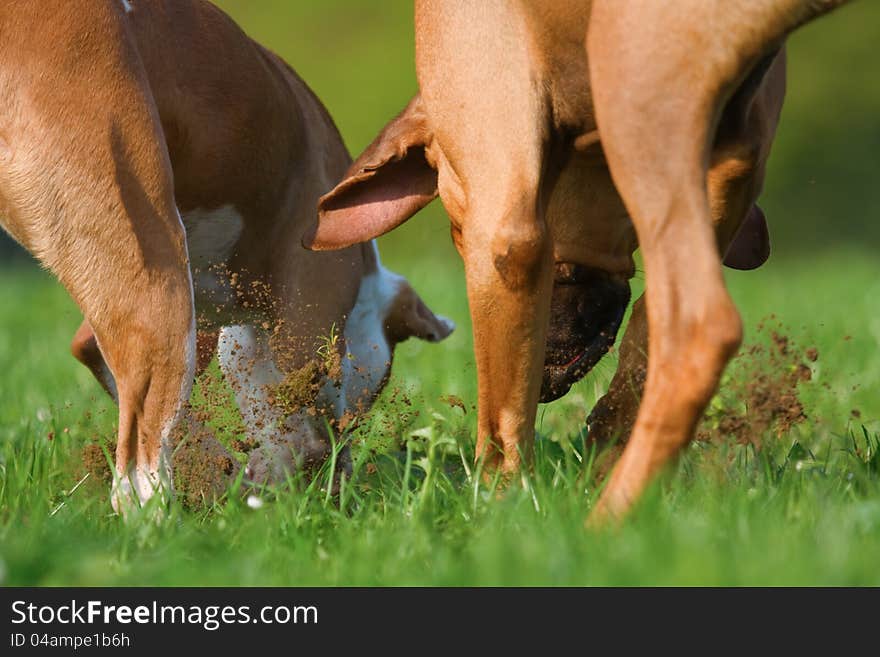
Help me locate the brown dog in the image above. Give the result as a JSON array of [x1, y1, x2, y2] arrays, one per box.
[[0, 0, 452, 512], [306, 0, 851, 521]]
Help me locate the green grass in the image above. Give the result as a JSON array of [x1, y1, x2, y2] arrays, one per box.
[[1, 1, 879, 586], [0, 250, 878, 586]]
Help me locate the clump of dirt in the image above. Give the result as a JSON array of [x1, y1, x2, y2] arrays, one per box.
[[271, 360, 324, 415], [440, 394, 467, 413], [231, 436, 259, 453], [697, 321, 817, 448], [81, 442, 113, 484], [266, 319, 344, 420], [321, 343, 343, 386], [170, 415, 239, 510]]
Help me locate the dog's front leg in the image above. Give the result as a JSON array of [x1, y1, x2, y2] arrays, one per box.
[[460, 210, 554, 477]]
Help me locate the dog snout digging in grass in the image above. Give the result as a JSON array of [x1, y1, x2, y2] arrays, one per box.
[[0, 0, 453, 514], [307, 0, 855, 522]]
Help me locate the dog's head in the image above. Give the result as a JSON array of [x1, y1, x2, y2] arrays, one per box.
[[336, 243, 454, 413], [540, 264, 630, 402]]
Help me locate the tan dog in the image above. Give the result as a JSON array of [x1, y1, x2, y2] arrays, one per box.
[[0, 0, 452, 512], [307, 0, 851, 521]]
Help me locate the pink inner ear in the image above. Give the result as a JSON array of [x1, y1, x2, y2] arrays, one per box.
[[306, 152, 438, 251], [723, 204, 770, 271]]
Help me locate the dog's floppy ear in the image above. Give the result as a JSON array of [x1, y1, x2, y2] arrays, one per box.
[[384, 280, 455, 346], [723, 204, 771, 270], [305, 95, 438, 251]]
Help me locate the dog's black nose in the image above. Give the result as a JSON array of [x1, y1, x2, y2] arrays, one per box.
[[540, 264, 631, 403]]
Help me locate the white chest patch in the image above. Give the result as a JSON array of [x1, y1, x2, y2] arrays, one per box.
[[120, 0, 133, 13], [321, 243, 400, 416], [181, 205, 244, 270], [181, 205, 244, 323]]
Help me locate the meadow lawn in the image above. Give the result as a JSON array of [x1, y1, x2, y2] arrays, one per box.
[[1, 249, 878, 586]]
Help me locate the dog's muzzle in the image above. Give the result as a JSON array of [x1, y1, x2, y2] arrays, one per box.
[[540, 264, 631, 403]]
